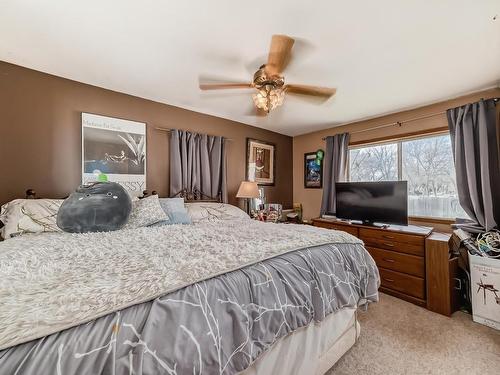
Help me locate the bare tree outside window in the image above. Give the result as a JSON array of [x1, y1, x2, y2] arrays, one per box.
[[349, 134, 468, 219], [402, 135, 467, 219], [349, 143, 397, 182]]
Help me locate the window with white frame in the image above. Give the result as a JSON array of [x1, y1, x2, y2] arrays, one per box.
[[348, 133, 467, 219]]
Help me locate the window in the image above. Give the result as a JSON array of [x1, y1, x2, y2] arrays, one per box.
[[349, 133, 468, 219], [349, 143, 398, 182]]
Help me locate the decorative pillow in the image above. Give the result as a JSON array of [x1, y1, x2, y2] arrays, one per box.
[[57, 182, 132, 233], [150, 198, 192, 226], [185, 202, 249, 224], [0, 199, 63, 239], [124, 194, 168, 229]]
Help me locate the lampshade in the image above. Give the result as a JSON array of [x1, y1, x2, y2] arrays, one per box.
[[236, 181, 259, 198]]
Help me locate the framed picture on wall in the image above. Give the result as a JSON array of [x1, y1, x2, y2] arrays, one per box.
[[246, 138, 276, 186], [304, 152, 323, 188], [82, 113, 146, 197]]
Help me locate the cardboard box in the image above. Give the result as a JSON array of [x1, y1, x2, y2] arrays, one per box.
[[469, 253, 500, 330]]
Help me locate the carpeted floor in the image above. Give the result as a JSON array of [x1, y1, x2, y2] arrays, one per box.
[[328, 293, 500, 374]]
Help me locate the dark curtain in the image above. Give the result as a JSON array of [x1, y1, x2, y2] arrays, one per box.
[[447, 98, 500, 232], [169, 129, 228, 203], [320, 133, 350, 215]]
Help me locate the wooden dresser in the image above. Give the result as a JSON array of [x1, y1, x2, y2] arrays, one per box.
[[312, 218, 433, 307], [425, 232, 460, 316]]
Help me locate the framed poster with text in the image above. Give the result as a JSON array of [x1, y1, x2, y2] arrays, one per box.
[[82, 113, 146, 196]]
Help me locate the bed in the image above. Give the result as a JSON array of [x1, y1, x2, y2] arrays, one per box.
[[0, 197, 379, 375]]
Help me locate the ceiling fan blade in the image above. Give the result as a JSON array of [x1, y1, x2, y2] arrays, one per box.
[[199, 82, 254, 90], [266, 35, 295, 75], [285, 84, 337, 98]]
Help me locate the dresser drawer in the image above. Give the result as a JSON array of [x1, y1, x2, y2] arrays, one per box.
[[313, 220, 334, 229], [313, 221, 359, 237], [331, 224, 359, 237], [379, 268, 425, 299], [359, 228, 424, 246], [363, 237, 424, 257], [367, 247, 424, 277]]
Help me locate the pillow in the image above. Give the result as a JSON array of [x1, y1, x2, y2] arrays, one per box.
[[149, 198, 192, 226], [0, 199, 63, 239], [185, 202, 249, 224], [124, 194, 168, 229], [57, 182, 132, 233]]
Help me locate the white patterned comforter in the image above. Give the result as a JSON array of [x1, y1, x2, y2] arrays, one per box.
[[0, 220, 379, 374]]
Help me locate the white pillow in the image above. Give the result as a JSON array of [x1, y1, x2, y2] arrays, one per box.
[[185, 202, 249, 223], [124, 195, 168, 229], [0, 199, 63, 239]]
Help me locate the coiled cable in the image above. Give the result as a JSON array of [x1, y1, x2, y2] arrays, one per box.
[[475, 229, 500, 258]]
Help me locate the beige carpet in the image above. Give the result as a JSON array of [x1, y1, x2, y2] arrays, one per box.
[[328, 293, 500, 374]]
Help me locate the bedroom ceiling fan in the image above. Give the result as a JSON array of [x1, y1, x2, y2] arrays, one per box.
[[199, 35, 337, 114]]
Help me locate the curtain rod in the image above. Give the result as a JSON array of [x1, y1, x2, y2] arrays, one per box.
[[321, 111, 445, 140], [155, 127, 233, 141], [321, 97, 500, 140]]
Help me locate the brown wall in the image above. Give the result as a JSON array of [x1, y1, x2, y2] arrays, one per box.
[[0, 62, 293, 208], [293, 87, 500, 227], [2, 59, 498, 227]]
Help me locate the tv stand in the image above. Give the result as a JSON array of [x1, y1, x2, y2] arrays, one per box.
[[333, 218, 400, 229], [312, 217, 432, 307], [362, 221, 390, 229]]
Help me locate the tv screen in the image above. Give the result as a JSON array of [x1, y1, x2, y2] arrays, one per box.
[[335, 181, 408, 226]]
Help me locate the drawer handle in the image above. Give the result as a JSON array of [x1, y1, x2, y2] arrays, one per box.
[[383, 242, 395, 247], [383, 278, 395, 283], [382, 235, 395, 239], [382, 258, 395, 263]]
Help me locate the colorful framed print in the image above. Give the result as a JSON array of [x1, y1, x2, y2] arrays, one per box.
[[246, 138, 276, 186], [82, 113, 146, 197], [304, 152, 323, 188]]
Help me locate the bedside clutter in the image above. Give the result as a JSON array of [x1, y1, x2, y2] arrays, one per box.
[[312, 218, 460, 317], [251, 203, 304, 223]]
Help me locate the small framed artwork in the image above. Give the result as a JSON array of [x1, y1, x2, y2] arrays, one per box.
[[304, 152, 323, 188], [246, 138, 276, 186]]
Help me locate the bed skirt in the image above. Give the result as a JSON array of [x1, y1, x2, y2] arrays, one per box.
[[241, 307, 359, 375]]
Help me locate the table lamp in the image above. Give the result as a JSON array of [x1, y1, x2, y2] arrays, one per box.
[[236, 181, 259, 215]]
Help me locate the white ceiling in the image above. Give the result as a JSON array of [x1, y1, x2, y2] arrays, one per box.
[[1, 0, 499, 136]]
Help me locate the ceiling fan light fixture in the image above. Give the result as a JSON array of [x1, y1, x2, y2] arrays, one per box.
[[200, 34, 337, 117], [252, 86, 285, 113]]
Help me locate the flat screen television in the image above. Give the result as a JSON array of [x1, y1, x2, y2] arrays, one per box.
[[335, 181, 408, 226]]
